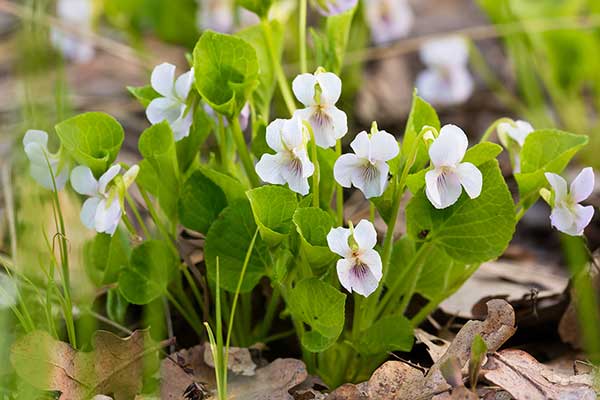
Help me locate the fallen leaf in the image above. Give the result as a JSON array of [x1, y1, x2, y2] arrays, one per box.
[[203, 344, 256, 376], [481, 349, 596, 400], [160, 344, 215, 400], [227, 358, 307, 400], [415, 329, 451, 363], [425, 299, 516, 394], [327, 383, 367, 400], [441, 260, 568, 319], [367, 361, 426, 400], [10, 329, 163, 400]]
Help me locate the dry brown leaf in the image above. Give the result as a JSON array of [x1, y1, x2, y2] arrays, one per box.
[[10, 329, 161, 400], [367, 361, 427, 400], [425, 299, 516, 394], [203, 343, 257, 376], [441, 260, 568, 319], [482, 349, 596, 400], [227, 358, 307, 400], [415, 329, 451, 363], [328, 383, 367, 400], [160, 344, 215, 400]]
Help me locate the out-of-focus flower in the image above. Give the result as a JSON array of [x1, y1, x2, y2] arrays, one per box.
[[23, 130, 70, 191], [425, 125, 482, 209], [416, 35, 474, 106], [498, 119, 534, 172], [146, 63, 194, 141], [292, 70, 348, 148], [255, 116, 314, 195], [0, 274, 18, 309], [313, 0, 357, 16], [50, 0, 95, 63], [327, 220, 382, 297], [334, 128, 399, 198], [365, 0, 414, 45], [71, 164, 139, 236], [545, 168, 595, 236], [195, 0, 258, 33]]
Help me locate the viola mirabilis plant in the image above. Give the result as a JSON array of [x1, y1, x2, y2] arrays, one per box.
[[15, 0, 597, 396]]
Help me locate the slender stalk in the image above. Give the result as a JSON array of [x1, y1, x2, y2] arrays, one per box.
[[369, 202, 375, 223], [224, 229, 259, 393], [259, 287, 281, 339], [299, 0, 308, 73], [261, 18, 296, 116], [125, 192, 150, 238], [479, 117, 515, 143], [182, 266, 207, 319], [121, 213, 138, 237], [335, 140, 344, 224], [230, 116, 260, 187], [165, 291, 203, 335], [138, 187, 177, 251], [306, 122, 320, 207], [215, 258, 225, 400]]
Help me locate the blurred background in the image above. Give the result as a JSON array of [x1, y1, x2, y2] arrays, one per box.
[[1, 0, 600, 379]]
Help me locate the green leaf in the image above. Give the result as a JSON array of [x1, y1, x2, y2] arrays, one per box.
[[138, 122, 181, 219], [197, 165, 247, 203], [357, 316, 413, 355], [384, 235, 416, 287], [415, 245, 467, 300], [406, 142, 503, 194], [83, 230, 130, 286], [246, 185, 298, 246], [371, 178, 396, 222], [205, 199, 271, 292], [106, 288, 129, 324], [127, 85, 160, 108], [302, 331, 338, 353], [516, 129, 587, 210], [251, 121, 270, 158], [55, 112, 124, 177], [293, 207, 337, 268], [145, 0, 198, 46], [324, 6, 356, 73], [118, 240, 178, 305], [407, 160, 515, 264], [178, 171, 227, 234], [236, 0, 272, 18], [237, 20, 283, 122], [176, 104, 214, 172], [288, 278, 346, 352], [193, 30, 259, 119], [399, 92, 440, 174], [463, 142, 503, 165]]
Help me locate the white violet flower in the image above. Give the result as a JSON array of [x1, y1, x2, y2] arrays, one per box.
[[292, 70, 348, 148], [416, 35, 474, 106], [334, 127, 399, 198], [23, 130, 70, 191], [498, 119, 534, 173], [146, 63, 195, 141], [365, 0, 414, 45], [498, 120, 534, 148], [327, 220, 382, 297], [425, 125, 482, 209], [50, 0, 95, 63], [313, 0, 358, 16], [255, 116, 315, 195], [545, 168, 595, 236], [71, 164, 139, 236]]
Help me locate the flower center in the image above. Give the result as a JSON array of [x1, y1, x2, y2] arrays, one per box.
[[288, 155, 303, 177], [351, 260, 370, 280], [361, 162, 379, 183], [311, 105, 333, 129]]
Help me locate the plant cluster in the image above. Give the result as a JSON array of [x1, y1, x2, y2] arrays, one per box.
[[8, 0, 598, 397]]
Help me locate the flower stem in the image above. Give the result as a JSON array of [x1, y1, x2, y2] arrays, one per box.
[[479, 117, 514, 143], [306, 123, 320, 207], [230, 116, 260, 188], [299, 0, 308, 74], [125, 192, 150, 238], [335, 140, 344, 224], [261, 18, 296, 116]]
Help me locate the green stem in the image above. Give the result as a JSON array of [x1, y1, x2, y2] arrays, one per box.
[[138, 187, 177, 251], [182, 266, 208, 322], [306, 122, 320, 207], [230, 116, 260, 188], [299, 0, 308, 73], [479, 117, 515, 143], [262, 19, 296, 116], [166, 291, 203, 335], [121, 213, 138, 237], [125, 192, 150, 238], [369, 202, 375, 223], [259, 287, 281, 339], [335, 140, 344, 225]]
